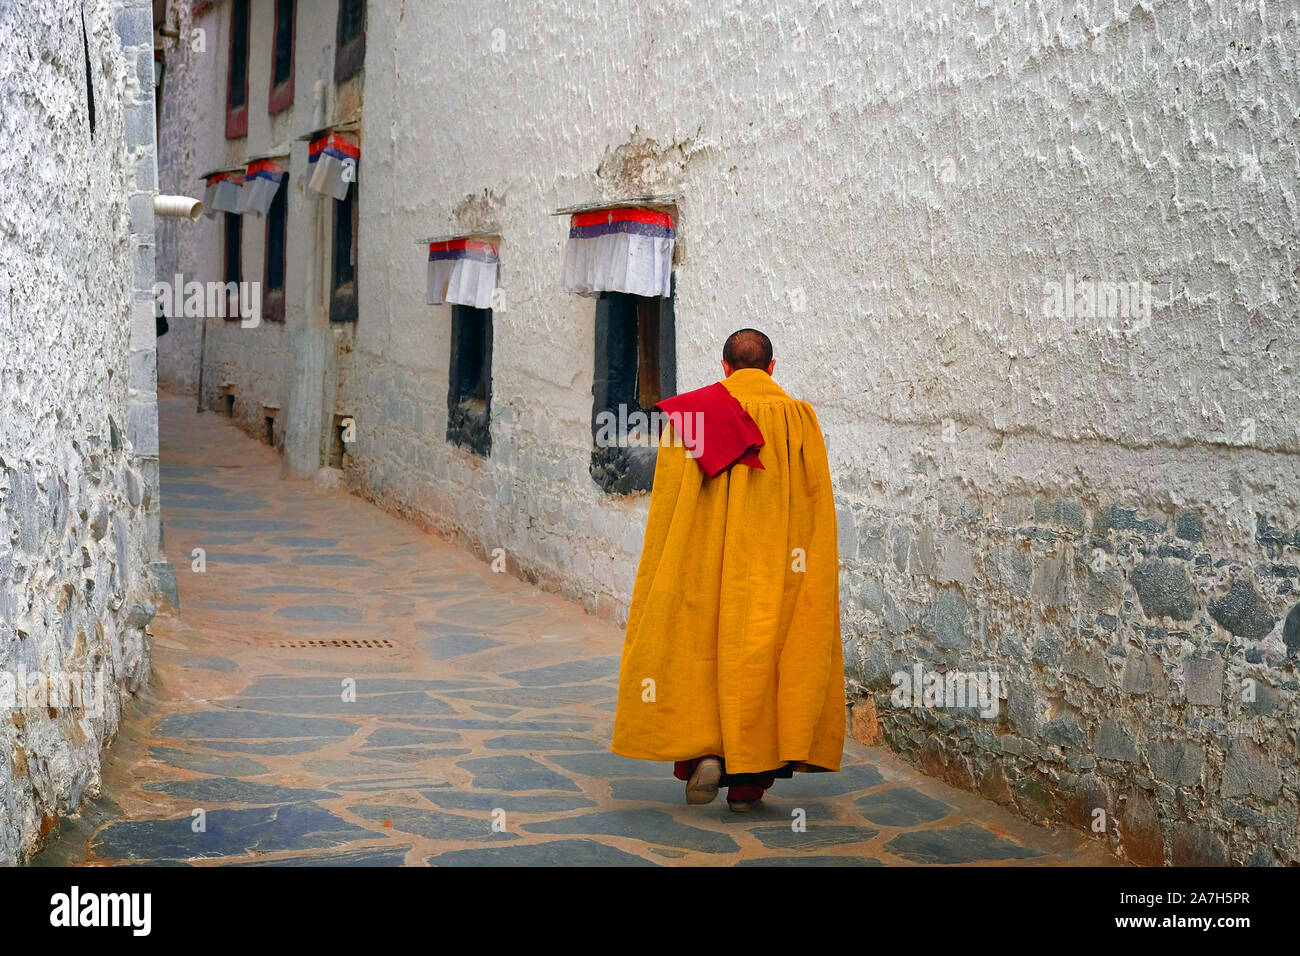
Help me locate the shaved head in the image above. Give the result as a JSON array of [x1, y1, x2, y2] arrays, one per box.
[[722, 329, 773, 371]]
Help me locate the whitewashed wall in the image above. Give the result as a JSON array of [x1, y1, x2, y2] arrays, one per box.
[[157, 0, 351, 453], [0, 0, 161, 865], [158, 0, 1300, 865]]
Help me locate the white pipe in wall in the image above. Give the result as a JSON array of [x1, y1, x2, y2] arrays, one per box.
[[154, 195, 203, 220]]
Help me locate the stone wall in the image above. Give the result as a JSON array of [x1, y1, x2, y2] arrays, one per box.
[[154, 0, 205, 397], [0, 0, 161, 865], [120, 0, 175, 606], [155, 0, 1300, 863], [840, 490, 1299, 866]]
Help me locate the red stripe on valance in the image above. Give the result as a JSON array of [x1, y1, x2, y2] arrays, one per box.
[[570, 207, 674, 229], [309, 133, 360, 158], [429, 239, 498, 256], [246, 159, 285, 176]]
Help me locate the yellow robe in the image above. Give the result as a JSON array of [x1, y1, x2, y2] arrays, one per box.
[[611, 368, 845, 775]]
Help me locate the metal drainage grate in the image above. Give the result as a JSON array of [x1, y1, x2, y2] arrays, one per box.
[[277, 639, 395, 649]]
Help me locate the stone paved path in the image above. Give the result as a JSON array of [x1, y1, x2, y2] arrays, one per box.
[[38, 393, 1119, 866]]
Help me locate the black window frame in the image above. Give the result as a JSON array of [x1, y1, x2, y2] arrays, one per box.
[[222, 211, 243, 322], [225, 0, 250, 138], [446, 305, 493, 457], [334, 0, 366, 83], [268, 0, 296, 115], [329, 183, 358, 323], [263, 172, 289, 322], [589, 282, 677, 495]]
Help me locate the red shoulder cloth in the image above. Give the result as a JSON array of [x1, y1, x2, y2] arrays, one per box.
[[654, 382, 765, 478]]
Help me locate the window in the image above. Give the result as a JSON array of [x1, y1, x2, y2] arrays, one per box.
[[268, 0, 295, 115], [263, 173, 289, 322], [447, 306, 493, 457], [329, 183, 358, 322], [222, 212, 242, 321], [590, 285, 676, 494], [225, 0, 250, 138], [334, 0, 365, 83]]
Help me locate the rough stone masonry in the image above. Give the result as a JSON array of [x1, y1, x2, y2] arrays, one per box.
[[841, 493, 1299, 867], [0, 0, 163, 865]]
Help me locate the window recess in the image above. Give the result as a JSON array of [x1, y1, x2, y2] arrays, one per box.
[[225, 0, 250, 138], [556, 198, 678, 495], [446, 305, 493, 458], [297, 125, 361, 322], [268, 0, 296, 115], [334, 0, 366, 83]]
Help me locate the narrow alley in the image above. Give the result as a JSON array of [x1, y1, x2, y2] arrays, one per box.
[[36, 394, 1116, 867]]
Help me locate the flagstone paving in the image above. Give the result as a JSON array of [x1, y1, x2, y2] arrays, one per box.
[[36, 392, 1121, 867]]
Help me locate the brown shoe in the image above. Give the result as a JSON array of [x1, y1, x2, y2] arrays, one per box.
[[685, 757, 722, 804], [727, 797, 761, 813]]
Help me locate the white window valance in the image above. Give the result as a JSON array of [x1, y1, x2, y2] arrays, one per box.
[[560, 207, 674, 298], [427, 239, 499, 310], [202, 170, 244, 216], [239, 159, 286, 216], [306, 133, 359, 201]]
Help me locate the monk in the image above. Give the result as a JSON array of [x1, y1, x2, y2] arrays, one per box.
[[612, 329, 844, 811]]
